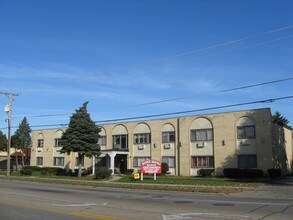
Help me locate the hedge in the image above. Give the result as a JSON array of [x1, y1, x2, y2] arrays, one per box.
[[161, 162, 169, 175], [268, 168, 282, 178], [223, 168, 264, 178], [95, 168, 112, 179], [198, 169, 214, 177], [20, 168, 32, 176]]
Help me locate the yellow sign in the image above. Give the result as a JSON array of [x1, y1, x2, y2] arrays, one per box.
[[133, 173, 140, 180]]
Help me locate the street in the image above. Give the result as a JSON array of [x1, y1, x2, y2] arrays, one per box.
[[0, 178, 292, 219]]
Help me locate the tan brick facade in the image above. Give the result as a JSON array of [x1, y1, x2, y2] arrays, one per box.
[[30, 108, 293, 176]]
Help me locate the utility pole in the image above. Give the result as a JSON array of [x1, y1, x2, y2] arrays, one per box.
[[0, 91, 20, 176]]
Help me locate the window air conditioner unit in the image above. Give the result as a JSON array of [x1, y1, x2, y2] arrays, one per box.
[[240, 140, 250, 146], [164, 143, 171, 149], [138, 145, 144, 150], [196, 142, 205, 148]]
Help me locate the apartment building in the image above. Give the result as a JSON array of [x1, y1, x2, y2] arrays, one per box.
[[30, 108, 293, 176]]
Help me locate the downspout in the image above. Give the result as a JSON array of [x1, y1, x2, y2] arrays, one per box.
[[177, 118, 181, 176]]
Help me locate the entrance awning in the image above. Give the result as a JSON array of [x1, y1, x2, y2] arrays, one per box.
[[100, 150, 130, 174]]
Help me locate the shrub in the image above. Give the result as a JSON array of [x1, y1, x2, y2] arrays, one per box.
[[40, 167, 70, 176], [25, 166, 42, 171], [198, 169, 214, 177], [223, 168, 264, 178], [268, 168, 282, 179], [125, 169, 134, 175], [161, 162, 169, 175], [95, 168, 112, 179], [20, 168, 32, 176]]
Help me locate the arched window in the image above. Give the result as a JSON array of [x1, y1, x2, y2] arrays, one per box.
[[133, 123, 151, 144], [161, 123, 175, 143], [54, 130, 64, 147], [190, 117, 213, 142], [98, 127, 107, 146], [112, 125, 128, 150], [37, 133, 44, 148], [236, 117, 255, 139]]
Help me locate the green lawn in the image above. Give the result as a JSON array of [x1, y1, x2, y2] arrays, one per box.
[[115, 175, 266, 187]]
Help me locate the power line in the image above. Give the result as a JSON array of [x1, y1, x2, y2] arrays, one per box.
[[10, 76, 293, 120], [2, 95, 292, 130], [144, 24, 293, 63], [134, 77, 293, 106], [189, 35, 293, 62]]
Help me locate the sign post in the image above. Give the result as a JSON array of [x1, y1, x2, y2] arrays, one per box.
[[140, 160, 162, 181]]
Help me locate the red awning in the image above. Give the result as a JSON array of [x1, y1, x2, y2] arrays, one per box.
[[10, 148, 31, 157]]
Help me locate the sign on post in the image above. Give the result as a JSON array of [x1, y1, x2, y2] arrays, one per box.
[[140, 160, 161, 181]]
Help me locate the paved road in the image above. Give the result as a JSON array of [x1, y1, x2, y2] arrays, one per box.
[[0, 178, 292, 219]]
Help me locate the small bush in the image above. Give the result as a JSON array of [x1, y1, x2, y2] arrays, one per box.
[[25, 166, 42, 171], [161, 162, 169, 175], [268, 168, 282, 179], [40, 167, 69, 176], [223, 168, 264, 178], [20, 168, 32, 176], [125, 169, 134, 175], [95, 168, 112, 179], [198, 169, 214, 177]]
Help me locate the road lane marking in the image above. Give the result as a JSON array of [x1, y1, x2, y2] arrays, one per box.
[[0, 200, 125, 220], [52, 203, 97, 207], [162, 213, 254, 220]]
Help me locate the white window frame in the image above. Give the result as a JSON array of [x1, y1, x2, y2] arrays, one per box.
[[190, 129, 213, 142], [162, 156, 175, 168], [53, 157, 64, 166], [237, 126, 255, 139], [191, 156, 214, 168], [133, 157, 150, 167], [37, 139, 44, 148], [133, 133, 151, 144], [36, 157, 43, 166], [162, 131, 175, 143], [113, 135, 128, 149], [98, 136, 107, 146], [54, 138, 62, 147]]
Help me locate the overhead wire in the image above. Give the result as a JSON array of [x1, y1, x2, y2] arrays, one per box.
[[144, 24, 293, 63], [1, 95, 292, 130], [133, 77, 293, 106]]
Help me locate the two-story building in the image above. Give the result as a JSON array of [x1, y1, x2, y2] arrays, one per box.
[[30, 108, 293, 176]]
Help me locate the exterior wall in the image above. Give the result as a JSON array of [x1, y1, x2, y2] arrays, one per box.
[[30, 108, 291, 176], [272, 124, 293, 174]]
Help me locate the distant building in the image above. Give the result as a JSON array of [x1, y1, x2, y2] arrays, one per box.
[[30, 108, 293, 176]]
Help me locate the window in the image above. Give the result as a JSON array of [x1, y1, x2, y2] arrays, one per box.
[[238, 155, 257, 168], [191, 129, 213, 141], [53, 157, 64, 166], [98, 136, 106, 146], [113, 135, 128, 149], [237, 126, 255, 139], [54, 138, 62, 147], [191, 156, 214, 168], [36, 157, 43, 166], [162, 131, 175, 143], [162, 156, 175, 168], [75, 156, 84, 166], [37, 139, 44, 148], [134, 133, 151, 144], [133, 157, 150, 167]]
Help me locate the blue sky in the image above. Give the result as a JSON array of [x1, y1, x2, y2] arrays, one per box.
[[0, 0, 293, 132]]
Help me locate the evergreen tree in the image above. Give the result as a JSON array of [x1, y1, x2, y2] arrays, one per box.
[[14, 117, 32, 167], [60, 102, 101, 177], [273, 111, 290, 126], [0, 131, 7, 152]]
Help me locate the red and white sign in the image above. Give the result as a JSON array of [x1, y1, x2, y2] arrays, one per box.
[[141, 160, 162, 174]]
